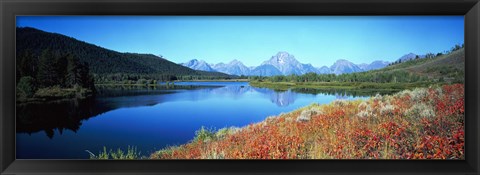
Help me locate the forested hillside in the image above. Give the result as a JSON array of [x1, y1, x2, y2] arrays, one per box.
[[381, 47, 464, 83], [16, 27, 233, 83]]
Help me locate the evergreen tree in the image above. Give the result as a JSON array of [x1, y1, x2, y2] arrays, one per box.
[[37, 49, 58, 88], [17, 49, 38, 82], [79, 62, 95, 90], [65, 54, 82, 88], [55, 54, 68, 87]]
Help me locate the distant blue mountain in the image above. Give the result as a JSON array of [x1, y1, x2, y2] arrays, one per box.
[[317, 66, 332, 74], [250, 64, 282, 76], [181, 59, 215, 72], [181, 51, 404, 76], [357, 60, 390, 71], [211, 59, 251, 76], [330, 59, 363, 75], [260, 52, 313, 75], [396, 53, 426, 62]]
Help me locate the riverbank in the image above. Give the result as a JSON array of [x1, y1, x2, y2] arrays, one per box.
[[95, 79, 249, 86], [94, 83, 163, 87], [249, 81, 436, 91], [174, 79, 249, 82], [17, 86, 93, 104], [150, 84, 464, 159]]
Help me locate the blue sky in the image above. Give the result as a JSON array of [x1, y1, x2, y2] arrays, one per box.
[[16, 16, 464, 67]]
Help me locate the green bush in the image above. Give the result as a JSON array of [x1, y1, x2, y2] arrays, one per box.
[[17, 76, 36, 98], [34, 86, 76, 99], [215, 127, 240, 139], [194, 126, 216, 143], [136, 79, 147, 85], [33, 86, 91, 99]]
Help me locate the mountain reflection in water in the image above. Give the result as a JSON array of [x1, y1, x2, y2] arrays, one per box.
[[17, 83, 380, 138], [16, 82, 385, 159]]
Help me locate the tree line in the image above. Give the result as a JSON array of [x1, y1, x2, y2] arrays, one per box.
[[248, 70, 428, 84], [16, 49, 95, 100], [94, 73, 235, 84]]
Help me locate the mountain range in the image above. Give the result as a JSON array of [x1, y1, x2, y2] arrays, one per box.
[[357, 60, 391, 71], [181, 59, 215, 72], [179, 52, 421, 76], [212, 60, 252, 76]]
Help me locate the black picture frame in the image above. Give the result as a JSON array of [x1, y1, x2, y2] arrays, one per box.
[[1, 0, 479, 174]]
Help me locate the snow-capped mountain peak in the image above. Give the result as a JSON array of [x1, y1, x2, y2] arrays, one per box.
[[181, 59, 215, 72], [229, 59, 243, 65], [330, 59, 363, 75], [276, 52, 290, 64], [263, 52, 299, 65], [260, 52, 307, 75], [211, 59, 251, 76]]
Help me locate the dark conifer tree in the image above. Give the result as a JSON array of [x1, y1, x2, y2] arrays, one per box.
[[37, 49, 58, 88], [65, 54, 82, 88], [55, 54, 68, 87]]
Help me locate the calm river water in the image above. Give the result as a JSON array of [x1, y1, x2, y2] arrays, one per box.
[[16, 81, 373, 159]]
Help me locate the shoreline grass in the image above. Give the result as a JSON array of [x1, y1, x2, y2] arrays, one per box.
[[87, 146, 144, 160], [16, 86, 93, 104], [150, 84, 464, 159], [95, 79, 249, 86]]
